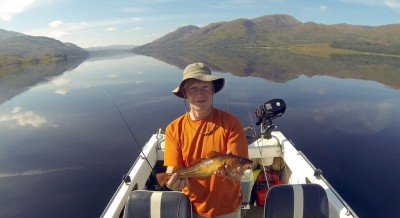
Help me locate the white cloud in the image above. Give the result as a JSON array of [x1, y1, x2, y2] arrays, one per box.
[[28, 18, 135, 38], [49, 20, 64, 27], [0, 0, 35, 21], [104, 27, 117, 31], [384, 0, 400, 11], [0, 13, 11, 21], [48, 30, 68, 38], [341, 0, 400, 12], [120, 7, 148, 13], [320, 5, 329, 11], [131, 17, 143, 22], [60, 19, 132, 32]]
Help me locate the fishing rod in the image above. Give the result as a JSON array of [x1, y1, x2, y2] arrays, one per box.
[[242, 82, 257, 139], [225, 80, 230, 113], [104, 90, 153, 171], [241, 83, 270, 187], [241, 83, 287, 189]]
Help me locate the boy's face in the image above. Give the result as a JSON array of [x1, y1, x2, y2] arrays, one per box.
[[183, 79, 213, 110]]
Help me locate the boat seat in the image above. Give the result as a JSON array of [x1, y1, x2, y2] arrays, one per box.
[[123, 190, 192, 218], [264, 184, 329, 218]]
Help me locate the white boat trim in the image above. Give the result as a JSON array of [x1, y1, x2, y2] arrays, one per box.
[[101, 129, 358, 218]]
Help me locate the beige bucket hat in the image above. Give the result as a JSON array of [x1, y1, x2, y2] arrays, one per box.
[[172, 63, 225, 98]]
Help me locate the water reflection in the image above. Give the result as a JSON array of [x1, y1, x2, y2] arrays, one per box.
[[52, 76, 71, 95], [0, 167, 83, 178], [133, 48, 400, 89], [0, 51, 399, 217], [313, 97, 398, 134], [0, 106, 48, 128], [0, 57, 86, 105]]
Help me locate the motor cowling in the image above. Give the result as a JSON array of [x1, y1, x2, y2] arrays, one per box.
[[255, 99, 286, 125]]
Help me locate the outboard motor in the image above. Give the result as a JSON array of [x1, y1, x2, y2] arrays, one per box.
[[255, 99, 286, 139]]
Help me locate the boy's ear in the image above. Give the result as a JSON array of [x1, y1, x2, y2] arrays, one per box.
[[181, 88, 187, 98]]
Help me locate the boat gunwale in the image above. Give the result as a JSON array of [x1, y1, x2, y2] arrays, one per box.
[[101, 130, 358, 218]]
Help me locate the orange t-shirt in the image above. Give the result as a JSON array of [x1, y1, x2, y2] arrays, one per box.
[[164, 108, 248, 217]]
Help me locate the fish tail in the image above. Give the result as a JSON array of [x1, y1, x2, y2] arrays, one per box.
[[156, 173, 172, 187]]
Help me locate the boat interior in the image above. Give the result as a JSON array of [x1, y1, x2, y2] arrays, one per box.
[[101, 99, 357, 218]]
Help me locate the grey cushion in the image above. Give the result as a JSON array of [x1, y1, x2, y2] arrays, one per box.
[[264, 184, 329, 218], [123, 190, 192, 218]]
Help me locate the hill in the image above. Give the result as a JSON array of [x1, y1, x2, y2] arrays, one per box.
[[0, 35, 89, 58], [132, 14, 400, 55], [0, 29, 25, 42]]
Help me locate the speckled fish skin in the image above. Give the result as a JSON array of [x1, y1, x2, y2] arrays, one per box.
[[156, 151, 253, 186]]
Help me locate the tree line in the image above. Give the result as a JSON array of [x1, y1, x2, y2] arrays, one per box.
[[331, 39, 400, 56], [0, 54, 68, 69]]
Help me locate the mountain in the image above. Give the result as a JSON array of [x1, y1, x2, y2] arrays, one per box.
[[0, 35, 89, 58], [85, 45, 136, 58], [148, 25, 199, 47], [0, 29, 25, 42], [132, 14, 400, 55]]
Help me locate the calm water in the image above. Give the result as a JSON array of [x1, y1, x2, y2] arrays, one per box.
[[1, 52, 400, 218]]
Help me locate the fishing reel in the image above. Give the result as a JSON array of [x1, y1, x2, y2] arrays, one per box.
[[255, 99, 286, 139]]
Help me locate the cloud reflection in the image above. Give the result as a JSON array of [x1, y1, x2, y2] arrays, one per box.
[[108, 73, 119, 78], [313, 98, 400, 134], [0, 107, 47, 128], [135, 80, 144, 84], [0, 167, 84, 178], [52, 77, 71, 95], [55, 88, 68, 95], [52, 77, 71, 86]]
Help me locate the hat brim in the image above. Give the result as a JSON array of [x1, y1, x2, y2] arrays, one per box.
[[172, 78, 225, 98]]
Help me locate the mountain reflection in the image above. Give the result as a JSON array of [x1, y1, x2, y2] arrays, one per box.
[[132, 48, 400, 89], [0, 57, 85, 105]]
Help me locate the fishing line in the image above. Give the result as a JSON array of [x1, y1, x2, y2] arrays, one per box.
[[242, 82, 257, 139], [104, 90, 153, 170], [225, 80, 230, 113], [241, 82, 271, 188]]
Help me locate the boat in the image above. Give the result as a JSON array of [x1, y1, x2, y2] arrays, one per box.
[[101, 99, 358, 218]]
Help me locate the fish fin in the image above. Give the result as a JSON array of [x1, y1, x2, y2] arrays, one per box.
[[156, 173, 172, 187], [188, 158, 206, 167], [216, 166, 224, 171], [171, 166, 183, 174], [206, 151, 221, 158]]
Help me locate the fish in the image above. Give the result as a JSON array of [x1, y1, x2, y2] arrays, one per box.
[[156, 151, 253, 186]]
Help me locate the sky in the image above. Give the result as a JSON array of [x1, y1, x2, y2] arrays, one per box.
[[0, 0, 399, 48]]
